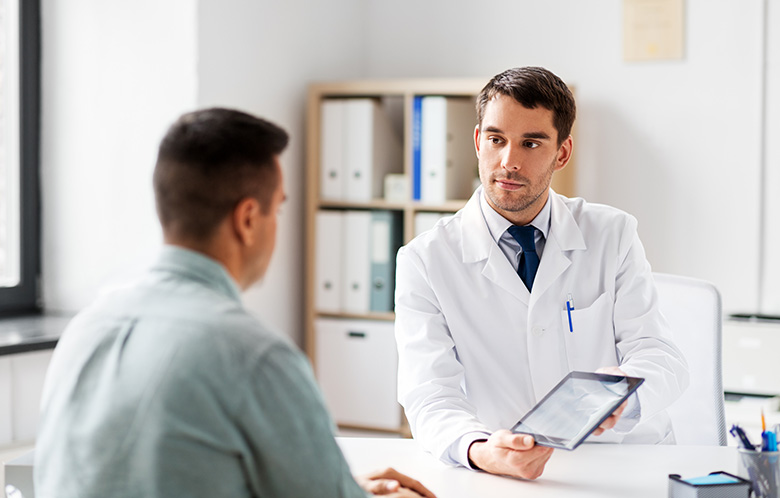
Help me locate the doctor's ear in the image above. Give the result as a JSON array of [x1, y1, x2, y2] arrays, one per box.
[[554, 135, 574, 171], [474, 124, 481, 157]]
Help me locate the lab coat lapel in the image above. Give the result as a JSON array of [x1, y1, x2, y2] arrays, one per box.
[[529, 192, 587, 307], [529, 236, 570, 307], [482, 244, 530, 305], [460, 187, 530, 305]]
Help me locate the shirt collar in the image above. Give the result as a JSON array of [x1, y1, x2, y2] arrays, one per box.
[[152, 245, 243, 303], [479, 188, 552, 242]]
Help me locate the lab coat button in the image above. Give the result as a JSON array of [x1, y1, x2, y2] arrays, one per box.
[[531, 325, 545, 336]]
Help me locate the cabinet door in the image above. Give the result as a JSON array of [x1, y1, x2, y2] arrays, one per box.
[[314, 318, 401, 430], [11, 350, 53, 441], [0, 357, 12, 445]]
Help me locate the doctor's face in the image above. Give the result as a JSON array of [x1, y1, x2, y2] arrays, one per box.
[[475, 94, 572, 226]]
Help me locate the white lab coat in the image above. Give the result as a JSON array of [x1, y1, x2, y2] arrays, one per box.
[[394, 187, 689, 467]]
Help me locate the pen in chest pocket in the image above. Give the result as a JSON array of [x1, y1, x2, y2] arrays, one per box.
[[566, 293, 574, 332]]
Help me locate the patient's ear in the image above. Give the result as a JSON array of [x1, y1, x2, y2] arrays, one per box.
[[232, 197, 261, 246]]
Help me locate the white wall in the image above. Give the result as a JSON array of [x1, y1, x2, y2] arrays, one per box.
[[41, 0, 197, 309], [41, 0, 368, 347], [364, 0, 767, 315], [197, 0, 367, 343], [763, 0, 780, 314], [40, 0, 779, 346]]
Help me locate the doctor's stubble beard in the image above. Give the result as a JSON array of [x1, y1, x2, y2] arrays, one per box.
[[483, 158, 556, 214]]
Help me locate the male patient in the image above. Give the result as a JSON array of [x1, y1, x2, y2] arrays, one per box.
[[394, 67, 689, 479], [35, 108, 434, 498]]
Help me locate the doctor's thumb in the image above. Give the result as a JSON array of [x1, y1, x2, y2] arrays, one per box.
[[494, 429, 536, 450], [520, 435, 535, 448]]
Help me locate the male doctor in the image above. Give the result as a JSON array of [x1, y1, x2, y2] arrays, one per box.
[[394, 67, 689, 479]]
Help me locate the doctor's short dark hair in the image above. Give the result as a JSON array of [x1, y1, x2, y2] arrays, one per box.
[[476, 67, 576, 147], [153, 107, 289, 242]]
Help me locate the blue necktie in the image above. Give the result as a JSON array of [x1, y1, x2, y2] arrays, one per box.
[[507, 225, 540, 291]]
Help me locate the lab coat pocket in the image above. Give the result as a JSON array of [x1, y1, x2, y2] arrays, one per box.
[[561, 292, 616, 371]]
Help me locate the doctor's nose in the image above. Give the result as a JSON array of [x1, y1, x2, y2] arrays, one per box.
[[501, 146, 523, 171]]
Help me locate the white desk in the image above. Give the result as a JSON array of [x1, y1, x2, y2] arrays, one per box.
[[337, 437, 741, 497]]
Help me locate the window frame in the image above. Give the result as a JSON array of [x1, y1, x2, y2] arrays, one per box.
[[0, 0, 40, 316]]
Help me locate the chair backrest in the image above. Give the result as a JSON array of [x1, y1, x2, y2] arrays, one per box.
[[654, 272, 726, 446]]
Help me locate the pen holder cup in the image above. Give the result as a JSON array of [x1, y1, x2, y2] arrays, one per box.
[[738, 449, 780, 497]]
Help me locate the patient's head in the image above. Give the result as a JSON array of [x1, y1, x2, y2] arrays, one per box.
[[153, 108, 289, 244]]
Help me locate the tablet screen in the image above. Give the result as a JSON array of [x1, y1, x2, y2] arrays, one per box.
[[510, 371, 644, 450]]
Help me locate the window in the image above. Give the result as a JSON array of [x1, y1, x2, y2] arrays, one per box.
[[0, 0, 40, 315]]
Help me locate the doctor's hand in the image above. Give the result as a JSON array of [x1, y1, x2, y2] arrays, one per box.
[[356, 467, 437, 497], [467, 430, 554, 480], [592, 366, 629, 435]]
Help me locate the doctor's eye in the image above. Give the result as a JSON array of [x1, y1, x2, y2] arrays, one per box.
[[488, 136, 504, 145], [523, 141, 540, 149]]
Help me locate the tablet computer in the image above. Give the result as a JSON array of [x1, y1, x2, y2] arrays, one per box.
[[510, 371, 644, 451]]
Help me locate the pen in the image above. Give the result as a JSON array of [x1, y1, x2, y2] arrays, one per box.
[[764, 431, 778, 452], [566, 294, 574, 333], [760, 410, 778, 452], [730, 424, 755, 450]]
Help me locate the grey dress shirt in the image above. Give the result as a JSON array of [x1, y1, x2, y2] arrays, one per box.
[[34, 246, 367, 498]]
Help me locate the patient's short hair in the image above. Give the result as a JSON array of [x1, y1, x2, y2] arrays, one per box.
[[153, 108, 288, 241], [477, 67, 576, 146]]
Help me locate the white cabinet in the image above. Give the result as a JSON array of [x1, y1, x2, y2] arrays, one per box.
[[0, 350, 53, 446], [314, 318, 401, 430], [723, 319, 780, 395], [0, 358, 11, 444]]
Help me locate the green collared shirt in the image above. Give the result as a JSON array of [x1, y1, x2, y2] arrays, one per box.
[[35, 246, 367, 498]]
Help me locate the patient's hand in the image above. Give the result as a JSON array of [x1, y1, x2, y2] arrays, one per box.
[[356, 467, 437, 497]]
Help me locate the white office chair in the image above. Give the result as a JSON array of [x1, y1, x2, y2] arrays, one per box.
[[654, 272, 727, 446]]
